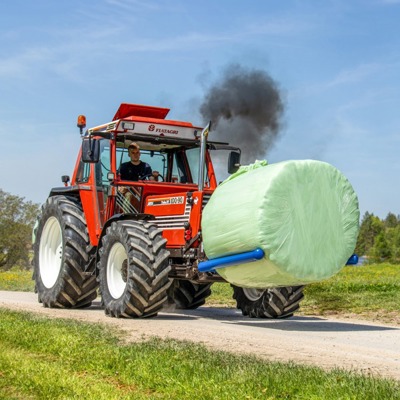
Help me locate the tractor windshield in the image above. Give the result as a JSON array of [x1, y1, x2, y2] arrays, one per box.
[[115, 143, 209, 185]]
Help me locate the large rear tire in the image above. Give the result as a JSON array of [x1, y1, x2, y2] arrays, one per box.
[[32, 196, 98, 308], [98, 220, 171, 318], [232, 285, 305, 318], [167, 280, 213, 309]]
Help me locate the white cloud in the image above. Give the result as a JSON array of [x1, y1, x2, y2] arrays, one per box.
[[0, 48, 51, 78], [326, 63, 382, 88]]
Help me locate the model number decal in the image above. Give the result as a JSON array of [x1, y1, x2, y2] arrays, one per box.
[[148, 196, 184, 206]]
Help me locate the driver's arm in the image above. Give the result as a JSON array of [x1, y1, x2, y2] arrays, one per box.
[[143, 163, 158, 181]]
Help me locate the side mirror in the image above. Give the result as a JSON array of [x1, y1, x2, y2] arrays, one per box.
[[228, 151, 241, 174], [82, 137, 100, 163]]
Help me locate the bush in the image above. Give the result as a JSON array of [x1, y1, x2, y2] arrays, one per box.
[[0, 189, 39, 271]]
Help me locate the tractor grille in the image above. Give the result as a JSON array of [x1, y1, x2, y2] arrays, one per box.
[[153, 193, 212, 230], [153, 203, 191, 229]]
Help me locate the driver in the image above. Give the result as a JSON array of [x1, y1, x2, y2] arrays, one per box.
[[119, 142, 159, 181]]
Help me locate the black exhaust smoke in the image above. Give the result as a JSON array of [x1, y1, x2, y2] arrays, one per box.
[[199, 64, 284, 164]]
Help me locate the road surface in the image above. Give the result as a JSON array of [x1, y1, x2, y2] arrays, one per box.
[[1, 290, 399, 380]]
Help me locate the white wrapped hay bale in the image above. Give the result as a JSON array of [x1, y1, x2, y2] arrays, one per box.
[[201, 160, 359, 288]]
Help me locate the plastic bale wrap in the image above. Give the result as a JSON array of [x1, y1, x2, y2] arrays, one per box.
[[201, 160, 360, 288]]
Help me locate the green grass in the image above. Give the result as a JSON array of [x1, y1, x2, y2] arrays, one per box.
[[0, 309, 398, 400], [0, 268, 34, 292], [207, 264, 400, 325], [207, 282, 236, 307], [300, 264, 400, 323]]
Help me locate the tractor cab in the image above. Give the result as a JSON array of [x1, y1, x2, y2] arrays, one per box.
[[71, 104, 241, 247]]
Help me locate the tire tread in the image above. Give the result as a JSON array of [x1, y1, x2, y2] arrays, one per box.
[[32, 195, 98, 309]]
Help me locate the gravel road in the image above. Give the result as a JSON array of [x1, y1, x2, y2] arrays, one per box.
[[1, 290, 399, 380]]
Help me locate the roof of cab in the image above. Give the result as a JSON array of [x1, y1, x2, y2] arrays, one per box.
[[113, 103, 170, 121]]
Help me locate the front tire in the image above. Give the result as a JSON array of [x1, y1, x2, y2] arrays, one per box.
[[98, 220, 171, 318], [233, 285, 305, 318], [32, 196, 98, 308]]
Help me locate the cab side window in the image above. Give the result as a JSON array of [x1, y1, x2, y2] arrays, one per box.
[[172, 151, 188, 183], [76, 160, 90, 183], [95, 140, 111, 186]]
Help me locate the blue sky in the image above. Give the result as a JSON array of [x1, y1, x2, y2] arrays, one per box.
[[0, 0, 399, 219]]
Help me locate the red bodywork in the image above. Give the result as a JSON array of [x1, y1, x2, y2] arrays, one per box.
[[70, 104, 218, 255]]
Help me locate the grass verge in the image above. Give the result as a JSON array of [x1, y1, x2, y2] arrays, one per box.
[[300, 264, 400, 324], [0, 308, 399, 400], [208, 264, 400, 325], [0, 269, 34, 292]]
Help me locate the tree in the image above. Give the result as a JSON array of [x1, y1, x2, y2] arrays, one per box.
[[384, 212, 399, 229], [0, 189, 40, 270], [353, 211, 400, 264], [355, 212, 383, 256], [368, 231, 391, 263], [389, 225, 400, 264]]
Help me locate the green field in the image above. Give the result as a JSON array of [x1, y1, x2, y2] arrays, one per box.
[[300, 263, 400, 324], [208, 264, 400, 325], [0, 269, 35, 292], [0, 309, 399, 400]]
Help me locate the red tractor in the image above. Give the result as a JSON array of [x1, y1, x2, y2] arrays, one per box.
[[32, 103, 304, 318]]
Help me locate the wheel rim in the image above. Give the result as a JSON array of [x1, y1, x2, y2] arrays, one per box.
[[39, 216, 63, 289], [242, 288, 266, 302], [107, 242, 128, 299]]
